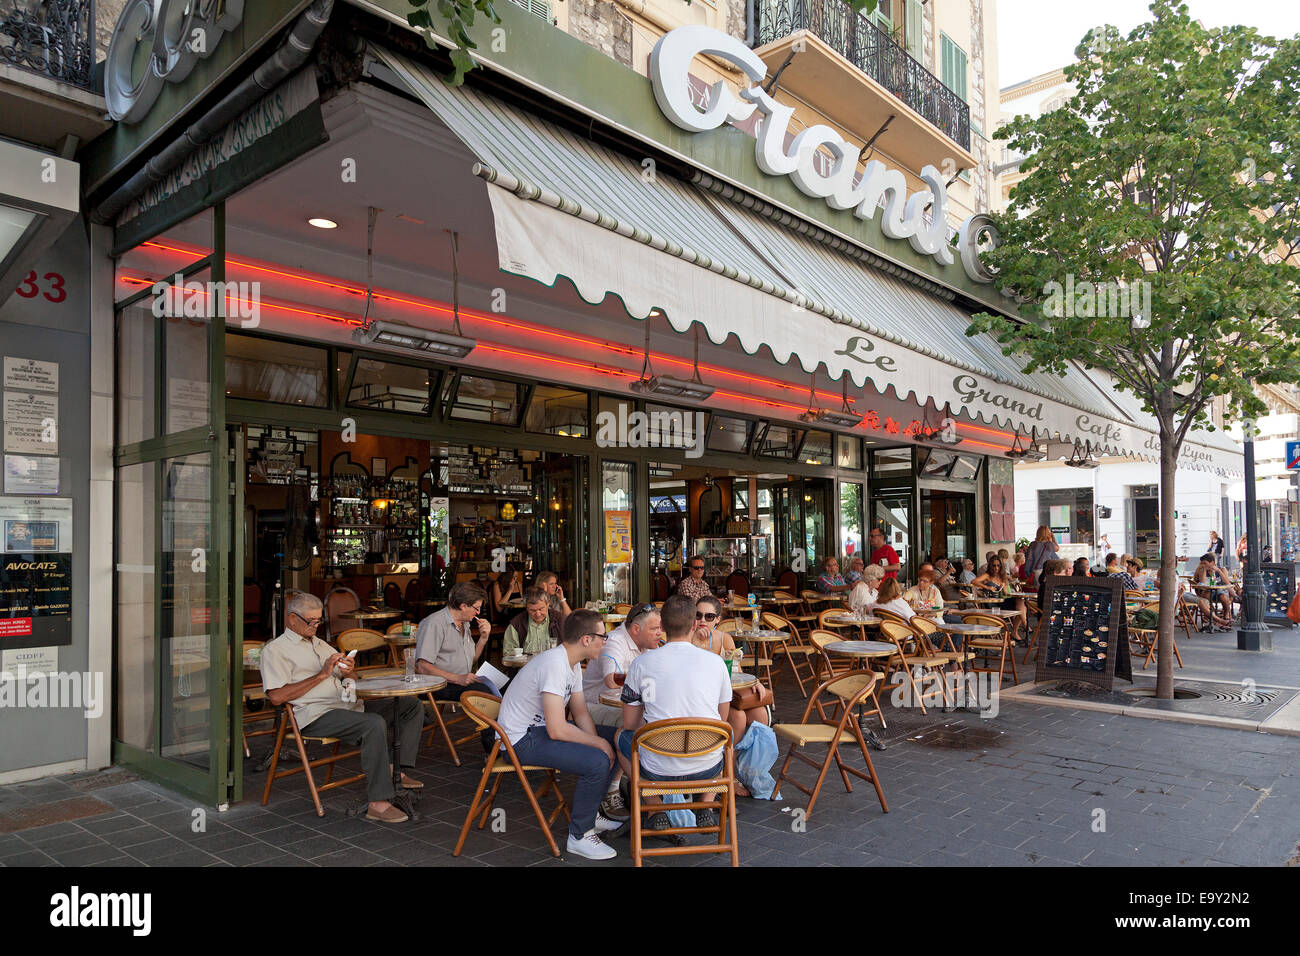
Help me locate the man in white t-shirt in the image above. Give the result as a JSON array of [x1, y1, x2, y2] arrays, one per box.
[[496, 609, 624, 861], [619, 594, 732, 836], [581, 602, 664, 822]]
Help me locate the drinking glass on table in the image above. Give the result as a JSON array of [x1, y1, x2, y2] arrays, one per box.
[[403, 647, 415, 682]]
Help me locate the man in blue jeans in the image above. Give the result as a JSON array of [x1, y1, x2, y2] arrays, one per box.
[[619, 594, 732, 840], [496, 609, 624, 860]]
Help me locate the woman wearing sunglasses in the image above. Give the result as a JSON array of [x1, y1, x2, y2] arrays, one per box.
[[692, 595, 770, 779]]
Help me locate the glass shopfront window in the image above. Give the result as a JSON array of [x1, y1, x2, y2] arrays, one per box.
[[1039, 487, 1094, 546], [601, 461, 635, 604]]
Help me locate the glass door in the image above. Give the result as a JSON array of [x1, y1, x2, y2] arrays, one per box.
[[532, 455, 585, 604], [113, 208, 235, 805]]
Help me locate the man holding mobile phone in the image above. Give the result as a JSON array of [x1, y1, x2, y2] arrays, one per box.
[[535, 571, 572, 620], [260, 593, 423, 824]]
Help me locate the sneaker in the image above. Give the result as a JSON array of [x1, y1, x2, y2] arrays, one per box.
[[694, 807, 719, 829], [600, 789, 630, 821], [594, 811, 626, 835], [566, 830, 616, 860], [646, 811, 686, 846]]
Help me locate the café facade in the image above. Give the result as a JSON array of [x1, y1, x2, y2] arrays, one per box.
[[0, 0, 1240, 802]]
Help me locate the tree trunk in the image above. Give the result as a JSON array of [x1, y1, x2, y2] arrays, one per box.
[[1156, 422, 1177, 699]]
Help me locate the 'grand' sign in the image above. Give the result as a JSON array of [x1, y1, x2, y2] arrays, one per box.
[[649, 26, 997, 283]]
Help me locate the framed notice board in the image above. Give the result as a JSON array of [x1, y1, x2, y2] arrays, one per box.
[[1034, 574, 1132, 688], [1260, 562, 1296, 626]]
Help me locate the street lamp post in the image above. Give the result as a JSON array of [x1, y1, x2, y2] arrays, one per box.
[[1238, 416, 1272, 651]]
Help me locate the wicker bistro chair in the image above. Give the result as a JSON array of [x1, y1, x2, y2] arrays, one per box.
[[1022, 599, 1044, 663], [817, 607, 855, 636], [240, 641, 277, 759], [960, 612, 1019, 686], [808, 629, 855, 681], [760, 612, 816, 697], [1129, 601, 1183, 671], [770, 590, 819, 635], [323, 586, 361, 643], [773, 674, 890, 820], [806, 630, 887, 727], [262, 704, 366, 817], [628, 718, 739, 867], [872, 606, 912, 628], [453, 691, 571, 858], [910, 615, 973, 668], [613, 603, 634, 615], [877, 620, 953, 712], [334, 627, 392, 671]]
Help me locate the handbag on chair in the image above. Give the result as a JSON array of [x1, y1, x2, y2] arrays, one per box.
[[733, 681, 774, 711]]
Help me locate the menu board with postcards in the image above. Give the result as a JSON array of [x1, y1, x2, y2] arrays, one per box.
[[1034, 574, 1132, 688], [1260, 562, 1296, 626]]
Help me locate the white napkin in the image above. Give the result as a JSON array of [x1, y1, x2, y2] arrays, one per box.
[[340, 678, 357, 703]]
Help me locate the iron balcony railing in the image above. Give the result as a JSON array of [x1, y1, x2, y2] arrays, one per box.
[[754, 0, 970, 152], [0, 0, 96, 90]]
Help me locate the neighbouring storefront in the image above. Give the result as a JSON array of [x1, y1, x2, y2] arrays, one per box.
[[70, 1, 1242, 803]]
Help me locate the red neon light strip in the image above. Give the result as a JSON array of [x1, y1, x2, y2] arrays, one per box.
[[128, 248, 1017, 443]]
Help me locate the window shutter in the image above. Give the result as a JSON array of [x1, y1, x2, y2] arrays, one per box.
[[940, 33, 968, 102], [905, 0, 922, 58]]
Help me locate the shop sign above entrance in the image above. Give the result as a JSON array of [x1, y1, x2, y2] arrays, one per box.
[[648, 26, 998, 284], [105, 0, 246, 123]]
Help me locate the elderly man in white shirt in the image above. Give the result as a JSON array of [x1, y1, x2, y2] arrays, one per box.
[[259, 593, 423, 824]]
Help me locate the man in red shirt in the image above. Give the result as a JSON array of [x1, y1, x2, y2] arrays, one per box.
[[868, 528, 901, 580]]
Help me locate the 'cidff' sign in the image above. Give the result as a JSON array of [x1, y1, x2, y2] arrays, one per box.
[[105, 0, 246, 124]]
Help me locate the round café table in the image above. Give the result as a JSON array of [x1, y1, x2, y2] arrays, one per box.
[[501, 653, 534, 669], [824, 640, 894, 664], [732, 629, 794, 689], [338, 607, 403, 630], [354, 673, 446, 818], [820, 612, 881, 640], [383, 632, 416, 669]]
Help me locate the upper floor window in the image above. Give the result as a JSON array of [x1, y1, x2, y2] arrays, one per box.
[[940, 33, 968, 103]]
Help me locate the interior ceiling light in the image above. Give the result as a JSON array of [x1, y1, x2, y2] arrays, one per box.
[[352, 213, 475, 359], [1004, 426, 1047, 461], [799, 373, 863, 429], [307, 217, 338, 229], [1065, 438, 1100, 469], [629, 322, 715, 402]]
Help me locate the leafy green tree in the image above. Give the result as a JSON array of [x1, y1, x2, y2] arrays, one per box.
[[970, 1, 1300, 697], [404, 0, 879, 85]]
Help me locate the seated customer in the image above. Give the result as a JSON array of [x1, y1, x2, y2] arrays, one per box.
[[676, 557, 713, 601], [1072, 557, 1091, 577], [497, 609, 624, 860], [815, 556, 852, 593], [843, 557, 866, 585], [693, 595, 770, 751], [903, 564, 945, 612], [958, 558, 977, 585], [491, 563, 524, 618], [870, 577, 914, 621], [502, 586, 563, 658], [849, 563, 885, 610], [582, 602, 664, 820], [619, 594, 734, 833], [1192, 553, 1236, 629], [260, 593, 423, 824], [414, 582, 500, 702], [534, 571, 573, 620], [1037, 558, 1071, 612]]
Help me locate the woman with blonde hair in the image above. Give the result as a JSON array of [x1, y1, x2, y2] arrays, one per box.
[[849, 562, 885, 611], [870, 577, 914, 621]]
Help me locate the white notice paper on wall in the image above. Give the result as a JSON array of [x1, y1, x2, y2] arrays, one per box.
[[3, 391, 58, 454], [3, 454, 60, 494], [2, 357, 58, 393], [2, 647, 58, 675]]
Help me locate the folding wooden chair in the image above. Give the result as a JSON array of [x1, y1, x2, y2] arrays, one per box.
[[872, 606, 912, 627], [961, 612, 1018, 685], [761, 611, 816, 697], [323, 586, 360, 642], [261, 704, 366, 816], [807, 630, 887, 726], [335, 627, 391, 670], [773, 589, 819, 635], [1132, 602, 1183, 670], [773, 673, 889, 820], [910, 615, 972, 669], [817, 607, 854, 636], [240, 641, 277, 759], [453, 691, 570, 858], [877, 620, 952, 712], [613, 603, 633, 615], [629, 718, 738, 867]]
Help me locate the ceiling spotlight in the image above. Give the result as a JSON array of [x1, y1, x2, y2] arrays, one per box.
[[308, 218, 338, 229]]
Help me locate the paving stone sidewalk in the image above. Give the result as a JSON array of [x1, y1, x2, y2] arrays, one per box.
[[3, 695, 1299, 867]]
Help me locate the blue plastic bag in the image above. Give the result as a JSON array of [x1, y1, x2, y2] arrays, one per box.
[[659, 723, 781, 827]]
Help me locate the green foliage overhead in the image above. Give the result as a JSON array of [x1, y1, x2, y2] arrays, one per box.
[[970, 0, 1300, 447]]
